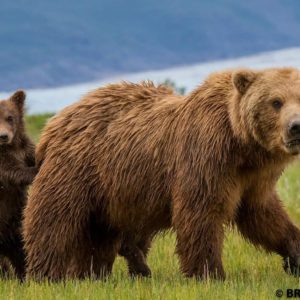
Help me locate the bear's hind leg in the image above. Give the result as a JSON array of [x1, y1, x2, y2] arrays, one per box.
[[23, 183, 97, 281], [88, 219, 121, 279], [67, 217, 120, 279], [119, 235, 152, 277]]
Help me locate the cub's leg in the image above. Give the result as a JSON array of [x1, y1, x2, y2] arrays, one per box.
[[5, 238, 25, 280]]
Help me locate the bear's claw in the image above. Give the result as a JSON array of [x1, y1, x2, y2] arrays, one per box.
[[283, 256, 300, 277]]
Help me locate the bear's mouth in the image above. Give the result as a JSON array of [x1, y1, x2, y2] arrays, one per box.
[[286, 139, 300, 148], [284, 138, 300, 154]]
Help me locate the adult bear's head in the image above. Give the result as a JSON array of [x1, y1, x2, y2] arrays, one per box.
[[230, 67, 300, 155]]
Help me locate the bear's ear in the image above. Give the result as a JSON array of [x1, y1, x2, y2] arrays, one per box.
[[10, 90, 26, 111], [232, 70, 257, 95]]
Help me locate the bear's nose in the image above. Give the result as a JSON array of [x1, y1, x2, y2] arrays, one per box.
[[0, 134, 8, 143], [289, 121, 300, 137]]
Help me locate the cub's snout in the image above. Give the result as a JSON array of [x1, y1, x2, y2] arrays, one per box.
[[0, 133, 9, 144]]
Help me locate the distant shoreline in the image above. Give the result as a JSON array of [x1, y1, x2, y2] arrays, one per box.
[[2, 47, 300, 114]]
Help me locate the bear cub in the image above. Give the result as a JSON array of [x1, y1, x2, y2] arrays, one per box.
[[0, 91, 36, 278]]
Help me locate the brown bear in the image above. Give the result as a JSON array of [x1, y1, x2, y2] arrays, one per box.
[[23, 68, 300, 281], [33, 83, 173, 279], [0, 91, 37, 279]]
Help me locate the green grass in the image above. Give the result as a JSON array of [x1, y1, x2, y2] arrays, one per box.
[[4, 115, 300, 299], [25, 114, 53, 143]]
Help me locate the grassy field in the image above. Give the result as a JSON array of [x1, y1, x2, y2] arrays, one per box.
[[3, 114, 300, 299]]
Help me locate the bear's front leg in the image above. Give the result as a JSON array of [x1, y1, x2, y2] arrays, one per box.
[[0, 166, 38, 186], [172, 195, 226, 280], [236, 189, 300, 276]]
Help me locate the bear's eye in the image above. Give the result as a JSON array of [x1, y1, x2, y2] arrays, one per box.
[[6, 116, 14, 124], [272, 99, 283, 110]]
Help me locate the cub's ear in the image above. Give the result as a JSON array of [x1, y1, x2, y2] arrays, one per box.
[[232, 70, 257, 95], [10, 90, 26, 111]]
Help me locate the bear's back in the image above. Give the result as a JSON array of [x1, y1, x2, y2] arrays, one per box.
[[36, 81, 178, 166]]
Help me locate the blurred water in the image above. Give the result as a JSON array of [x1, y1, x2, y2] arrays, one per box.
[[2, 47, 300, 114]]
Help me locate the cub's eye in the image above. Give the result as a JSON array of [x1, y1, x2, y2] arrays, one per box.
[[6, 116, 14, 124], [272, 99, 283, 110]]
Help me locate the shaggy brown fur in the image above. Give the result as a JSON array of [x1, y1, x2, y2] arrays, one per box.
[[0, 91, 36, 279], [23, 69, 300, 281], [34, 83, 173, 279]]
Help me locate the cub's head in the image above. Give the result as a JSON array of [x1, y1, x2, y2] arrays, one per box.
[[231, 68, 300, 155], [0, 90, 26, 146]]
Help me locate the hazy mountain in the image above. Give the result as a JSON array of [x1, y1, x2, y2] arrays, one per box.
[[1, 0, 300, 91]]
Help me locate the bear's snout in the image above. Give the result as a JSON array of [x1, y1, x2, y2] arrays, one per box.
[[0, 133, 9, 144], [288, 120, 300, 137], [0, 133, 8, 143], [284, 119, 300, 153]]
